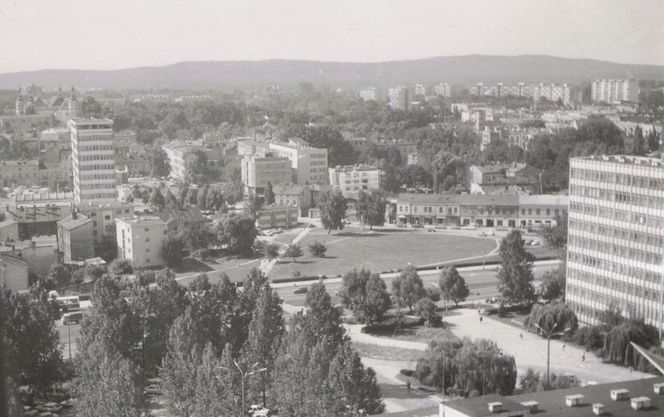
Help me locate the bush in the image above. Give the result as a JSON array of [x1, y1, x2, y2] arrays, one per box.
[[571, 326, 604, 351], [415, 298, 441, 327], [308, 241, 327, 258]]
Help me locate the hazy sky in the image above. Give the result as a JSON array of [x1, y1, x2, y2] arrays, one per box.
[[1, 0, 662, 73]]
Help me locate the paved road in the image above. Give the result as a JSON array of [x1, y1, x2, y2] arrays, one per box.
[[275, 260, 560, 307]]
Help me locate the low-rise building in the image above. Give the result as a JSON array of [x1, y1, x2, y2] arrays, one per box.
[[15, 191, 74, 208], [469, 163, 543, 195], [329, 165, 385, 199], [77, 201, 134, 244], [57, 213, 95, 263], [159, 206, 206, 237], [6, 205, 72, 241], [255, 205, 299, 229], [162, 139, 226, 181], [268, 141, 329, 185], [0, 160, 40, 188], [273, 183, 314, 216], [115, 217, 168, 269]]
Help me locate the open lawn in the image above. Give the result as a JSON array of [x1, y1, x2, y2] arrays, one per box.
[[352, 342, 423, 362], [367, 322, 459, 344], [269, 227, 496, 279]]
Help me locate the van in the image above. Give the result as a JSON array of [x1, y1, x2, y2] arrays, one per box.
[[56, 296, 81, 312], [62, 311, 83, 325]]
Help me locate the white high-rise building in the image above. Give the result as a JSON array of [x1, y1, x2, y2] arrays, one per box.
[[434, 83, 451, 97], [268, 141, 328, 185], [567, 155, 664, 331], [591, 79, 639, 104], [328, 165, 385, 199], [388, 86, 410, 111], [70, 118, 116, 205]]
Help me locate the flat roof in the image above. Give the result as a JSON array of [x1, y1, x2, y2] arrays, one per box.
[[572, 154, 664, 168]]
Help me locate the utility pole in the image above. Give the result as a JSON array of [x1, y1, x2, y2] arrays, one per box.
[[67, 322, 72, 360]]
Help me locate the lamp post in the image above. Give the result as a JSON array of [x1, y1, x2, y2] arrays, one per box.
[[534, 322, 571, 389], [221, 361, 267, 416]]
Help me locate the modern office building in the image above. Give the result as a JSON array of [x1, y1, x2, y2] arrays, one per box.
[[268, 141, 328, 185], [241, 155, 293, 196], [591, 79, 639, 104], [328, 165, 385, 199], [115, 216, 168, 269], [161, 139, 226, 182], [70, 118, 116, 205], [388, 86, 410, 111], [567, 155, 664, 330]]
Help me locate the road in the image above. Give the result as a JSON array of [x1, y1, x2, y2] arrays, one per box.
[[275, 260, 560, 307]]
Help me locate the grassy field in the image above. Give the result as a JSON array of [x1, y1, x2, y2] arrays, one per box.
[[352, 342, 424, 362], [269, 227, 497, 279]]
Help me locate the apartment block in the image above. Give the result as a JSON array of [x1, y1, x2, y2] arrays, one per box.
[[591, 79, 639, 104], [57, 214, 95, 263], [359, 87, 384, 102], [161, 139, 226, 182], [267, 141, 328, 185], [434, 83, 451, 97], [116, 217, 168, 269], [328, 165, 385, 199], [0, 160, 39, 187], [567, 155, 664, 329], [255, 205, 299, 229], [388, 86, 410, 111], [241, 155, 293, 195], [70, 118, 116, 205], [77, 201, 134, 243]]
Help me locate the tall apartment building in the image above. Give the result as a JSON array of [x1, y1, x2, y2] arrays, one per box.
[[434, 83, 451, 97], [567, 155, 664, 331], [388, 86, 410, 111], [268, 141, 328, 185], [241, 155, 293, 196], [414, 84, 427, 96], [116, 217, 168, 269], [591, 79, 639, 104], [532, 83, 571, 105], [329, 165, 385, 199], [70, 118, 116, 205]]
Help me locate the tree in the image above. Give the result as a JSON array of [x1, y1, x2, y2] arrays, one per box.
[[603, 321, 657, 370], [541, 212, 568, 258], [647, 129, 660, 153], [632, 125, 646, 156], [524, 302, 578, 336], [196, 184, 209, 209], [452, 338, 517, 397], [497, 231, 536, 305], [519, 368, 579, 393], [244, 195, 263, 219], [340, 269, 391, 325], [318, 190, 346, 234], [263, 243, 280, 260], [308, 241, 327, 258], [184, 150, 211, 185], [109, 259, 133, 276], [415, 339, 463, 390], [357, 191, 386, 229], [539, 267, 565, 301], [391, 265, 426, 313], [414, 297, 440, 327], [165, 190, 179, 209], [95, 233, 118, 262], [283, 244, 303, 263], [438, 266, 469, 306], [2, 287, 63, 399], [179, 222, 215, 254], [151, 148, 170, 178], [46, 262, 71, 288], [216, 214, 258, 257], [162, 236, 185, 267], [264, 181, 275, 205]]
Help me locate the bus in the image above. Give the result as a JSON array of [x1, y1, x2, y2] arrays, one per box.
[[56, 296, 80, 312], [62, 311, 83, 325]]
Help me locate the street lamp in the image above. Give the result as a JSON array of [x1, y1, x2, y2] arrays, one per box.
[[534, 321, 571, 389], [220, 361, 267, 416]]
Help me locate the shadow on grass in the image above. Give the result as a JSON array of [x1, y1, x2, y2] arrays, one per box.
[[280, 260, 316, 265], [172, 257, 214, 273], [332, 231, 386, 238], [379, 384, 431, 399]]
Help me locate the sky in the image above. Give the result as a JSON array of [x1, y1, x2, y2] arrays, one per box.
[[0, 0, 662, 73]]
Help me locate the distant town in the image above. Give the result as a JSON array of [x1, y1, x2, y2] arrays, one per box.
[[1, 72, 664, 417]]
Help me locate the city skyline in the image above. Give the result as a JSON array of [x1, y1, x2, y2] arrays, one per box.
[[0, 0, 663, 73]]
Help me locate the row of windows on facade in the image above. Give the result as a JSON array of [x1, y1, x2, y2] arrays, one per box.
[[78, 154, 114, 162], [569, 219, 664, 247], [570, 202, 664, 227], [342, 179, 370, 184], [569, 235, 663, 265], [79, 193, 116, 200], [78, 145, 114, 153], [74, 133, 113, 141], [567, 283, 660, 316], [569, 248, 663, 270], [570, 167, 664, 190], [570, 185, 664, 209], [568, 267, 662, 295], [80, 173, 115, 180], [398, 205, 564, 217], [79, 164, 114, 171], [567, 300, 657, 325], [79, 183, 116, 190]]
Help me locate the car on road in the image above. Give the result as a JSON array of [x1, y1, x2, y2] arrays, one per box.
[[412, 224, 424, 229], [62, 311, 83, 325], [294, 287, 308, 294]]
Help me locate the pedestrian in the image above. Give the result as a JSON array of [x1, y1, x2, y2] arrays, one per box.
[[406, 381, 411, 391], [582, 353, 585, 362], [562, 344, 566, 351], [480, 316, 483, 323], [520, 333, 523, 339]]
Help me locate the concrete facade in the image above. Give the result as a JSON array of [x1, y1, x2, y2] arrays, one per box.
[[116, 217, 168, 269], [71, 118, 116, 205]]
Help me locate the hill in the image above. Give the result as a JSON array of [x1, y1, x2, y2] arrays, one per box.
[[0, 55, 662, 91]]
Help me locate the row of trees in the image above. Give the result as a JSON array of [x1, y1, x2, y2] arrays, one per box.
[[74, 268, 384, 416]]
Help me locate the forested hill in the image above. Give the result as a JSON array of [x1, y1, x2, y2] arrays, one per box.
[[0, 55, 662, 90]]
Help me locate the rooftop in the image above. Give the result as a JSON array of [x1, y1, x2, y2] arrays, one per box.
[[574, 154, 664, 168], [446, 376, 664, 417], [58, 214, 92, 230], [273, 183, 308, 195], [116, 216, 167, 226]]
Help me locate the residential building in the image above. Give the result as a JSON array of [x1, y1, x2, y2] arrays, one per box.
[[159, 206, 206, 237], [57, 213, 94, 263], [237, 139, 269, 157], [268, 141, 329, 185], [359, 87, 383, 102], [443, 376, 664, 417], [255, 205, 299, 229], [0, 114, 53, 132], [388, 86, 410, 111], [161, 139, 226, 181], [0, 254, 29, 292], [328, 165, 385, 199], [16, 191, 74, 208], [5, 205, 72, 240], [77, 201, 133, 244], [434, 83, 451, 97], [70, 118, 116, 205], [567, 155, 664, 329], [517, 194, 568, 227], [241, 155, 293, 196], [532, 83, 571, 105], [591, 79, 639, 104], [115, 216, 168, 269], [396, 193, 461, 226], [273, 183, 314, 216], [469, 163, 543, 195], [0, 160, 39, 187], [414, 84, 427, 96]]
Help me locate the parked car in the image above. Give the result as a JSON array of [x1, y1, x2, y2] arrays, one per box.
[[294, 287, 308, 294], [412, 224, 424, 229], [62, 311, 83, 325]]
